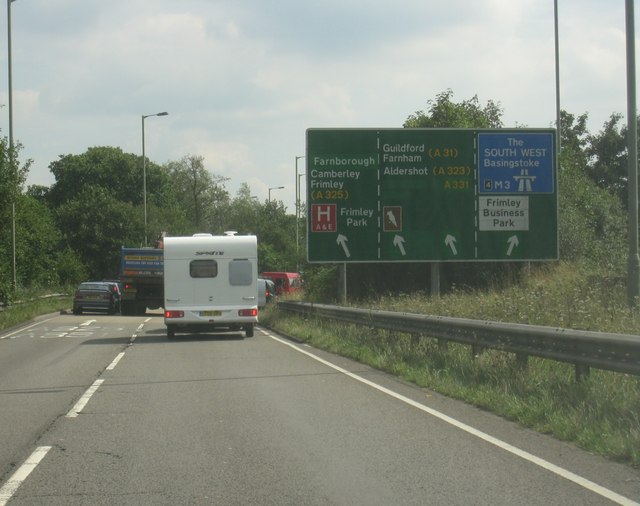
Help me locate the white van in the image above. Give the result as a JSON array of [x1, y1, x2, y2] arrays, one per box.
[[257, 277, 276, 308], [163, 233, 258, 338]]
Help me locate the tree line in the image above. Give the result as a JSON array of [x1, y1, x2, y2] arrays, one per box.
[[0, 148, 300, 301], [0, 89, 633, 301]]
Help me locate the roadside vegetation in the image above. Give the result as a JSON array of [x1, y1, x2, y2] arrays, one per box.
[[0, 287, 72, 332]]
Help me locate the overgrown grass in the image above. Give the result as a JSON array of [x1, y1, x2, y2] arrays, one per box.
[[366, 262, 638, 333], [261, 261, 640, 467], [0, 287, 72, 332]]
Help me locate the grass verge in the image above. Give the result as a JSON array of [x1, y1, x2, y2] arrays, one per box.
[[0, 289, 72, 332]]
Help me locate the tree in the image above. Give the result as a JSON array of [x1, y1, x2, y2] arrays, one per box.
[[404, 89, 503, 129], [47, 146, 144, 207], [164, 155, 230, 232], [559, 110, 589, 165], [46, 146, 190, 246], [0, 136, 32, 292], [220, 184, 299, 272], [220, 183, 261, 234], [585, 113, 628, 203], [558, 143, 626, 269], [56, 186, 143, 279]]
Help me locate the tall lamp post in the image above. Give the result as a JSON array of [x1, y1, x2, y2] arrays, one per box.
[[296, 171, 305, 271], [626, 0, 640, 305], [294, 155, 305, 264], [141, 111, 168, 247], [268, 186, 284, 202], [8, 0, 17, 288]]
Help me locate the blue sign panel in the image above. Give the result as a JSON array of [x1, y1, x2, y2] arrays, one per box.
[[478, 132, 554, 194]]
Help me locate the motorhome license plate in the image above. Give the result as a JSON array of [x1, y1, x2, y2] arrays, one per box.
[[201, 310, 222, 317]]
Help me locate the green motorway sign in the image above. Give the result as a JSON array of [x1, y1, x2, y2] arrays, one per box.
[[306, 128, 558, 263]]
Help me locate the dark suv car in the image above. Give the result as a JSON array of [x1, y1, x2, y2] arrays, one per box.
[[73, 282, 118, 315]]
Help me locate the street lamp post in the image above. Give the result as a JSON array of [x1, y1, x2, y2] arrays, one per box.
[[296, 171, 305, 271], [295, 156, 305, 263], [8, 0, 17, 288], [626, 0, 640, 305], [142, 111, 168, 247], [268, 186, 284, 202]]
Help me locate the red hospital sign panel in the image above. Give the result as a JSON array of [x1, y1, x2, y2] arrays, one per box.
[[311, 204, 337, 232]]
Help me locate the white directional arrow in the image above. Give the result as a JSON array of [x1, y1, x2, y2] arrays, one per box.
[[336, 234, 351, 258], [507, 235, 519, 256], [387, 209, 398, 227], [393, 235, 406, 255], [445, 234, 458, 255]]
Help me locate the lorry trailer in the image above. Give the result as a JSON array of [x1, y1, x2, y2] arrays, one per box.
[[119, 247, 164, 315]]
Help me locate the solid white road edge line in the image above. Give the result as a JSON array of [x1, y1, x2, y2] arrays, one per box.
[[266, 331, 639, 506], [66, 379, 104, 418], [0, 446, 52, 506]]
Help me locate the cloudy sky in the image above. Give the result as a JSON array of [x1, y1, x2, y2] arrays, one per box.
[[0, 0, 631, 212]]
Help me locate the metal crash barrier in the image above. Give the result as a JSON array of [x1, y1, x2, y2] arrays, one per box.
[[277, 301, 640, 380]]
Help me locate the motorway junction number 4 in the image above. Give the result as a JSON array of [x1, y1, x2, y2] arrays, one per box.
[[305, 128, 558, 263]]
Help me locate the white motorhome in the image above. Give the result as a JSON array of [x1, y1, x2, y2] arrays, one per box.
[[163, 232, 258, 338]]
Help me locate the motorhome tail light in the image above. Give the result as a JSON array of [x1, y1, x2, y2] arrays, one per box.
[[164, 310, 184, 319], [238, 308, 258, 317]]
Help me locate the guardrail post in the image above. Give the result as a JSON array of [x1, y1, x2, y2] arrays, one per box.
[[515, 353, 529, 370], [575, 364, 590, 382], [471, 344, 484, 358]]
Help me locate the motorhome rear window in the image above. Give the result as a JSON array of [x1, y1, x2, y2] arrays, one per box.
[[190, 260, 218, 278], [229, 259, 252, 286]]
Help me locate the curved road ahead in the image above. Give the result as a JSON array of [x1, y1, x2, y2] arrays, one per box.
[[0, 311, 638, 505]]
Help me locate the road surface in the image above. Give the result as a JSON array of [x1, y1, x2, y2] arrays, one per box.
[[0, 311, 638, 505]]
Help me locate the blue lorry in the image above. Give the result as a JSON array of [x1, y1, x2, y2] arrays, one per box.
[[119, 246, 164, 315]]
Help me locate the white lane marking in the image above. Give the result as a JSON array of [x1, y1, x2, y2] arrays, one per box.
[[106, 352, 125, 371], [129, 323, 145, 344], [0, 317, 58, 339], [80, 320, 96, 326], [66, 379, 104, 418], [68, 332, 94, 338], [0, 446, 52, 506], [65, 319, 144, 416], [267, 331, 640, 506], [0, 320, 147, 499]]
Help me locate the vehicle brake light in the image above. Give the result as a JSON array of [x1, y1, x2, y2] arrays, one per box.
[[165, 310, 184, 319], [238, 308, 257, 317]]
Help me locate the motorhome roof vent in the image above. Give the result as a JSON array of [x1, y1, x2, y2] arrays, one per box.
[[224, 231, 238, 236], [193, 233, 213, 237]]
